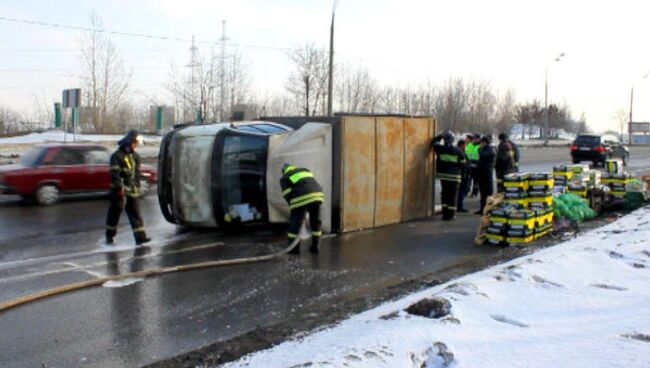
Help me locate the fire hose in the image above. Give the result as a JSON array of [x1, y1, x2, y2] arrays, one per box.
[[0, 220, 307, 314]]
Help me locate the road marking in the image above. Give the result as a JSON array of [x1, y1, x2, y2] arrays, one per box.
[[0, 241, 226, 283]]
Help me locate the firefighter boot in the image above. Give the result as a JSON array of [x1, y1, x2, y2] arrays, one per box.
[[288, 238, 301, 255], [310, 236, 320, 254], [135, 232, 151, 246], [105, 228, 116, 245]]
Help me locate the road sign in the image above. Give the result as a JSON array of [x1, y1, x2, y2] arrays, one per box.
[[62, 88, 81, 108], [630, 122, 650, 133]]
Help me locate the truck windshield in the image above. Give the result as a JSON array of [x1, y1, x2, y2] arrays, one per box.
[[220, 135, 268, 222]]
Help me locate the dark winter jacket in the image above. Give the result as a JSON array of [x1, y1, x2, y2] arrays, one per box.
[[280, 166, 324, 210], [432, 136, 466, 182], [495, 140, 517, 174], [477, 145, 496, 179], [109, 146, 142, 197]]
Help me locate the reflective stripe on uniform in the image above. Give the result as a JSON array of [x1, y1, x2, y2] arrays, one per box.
[[110, 165, 121, 171], [289, 192, 324, 205], [287, 232, 298, 239], [439, 154, 459, 163], [282, 188, 292, 196], [283, 165, 297, 174], [133, 227, 145, 233], [106, 225, 116, 230], [289, 196, 324, 209], [312, 230, 322, 236], [289, 171, 314, 184], [437, 173, 461, 182]]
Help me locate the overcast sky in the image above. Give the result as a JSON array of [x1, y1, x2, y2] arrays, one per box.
[[1, 0, 650, 132]]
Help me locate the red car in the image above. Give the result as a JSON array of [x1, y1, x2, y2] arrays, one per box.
[[0, 144, 157, 205]]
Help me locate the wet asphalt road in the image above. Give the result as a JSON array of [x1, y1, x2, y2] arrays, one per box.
[[1, 146, 650, 368]]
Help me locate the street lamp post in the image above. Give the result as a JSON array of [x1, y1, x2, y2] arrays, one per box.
[[629, 73, 649, 145], [544, 52, 565, 146], [327, 0, 338, 117]]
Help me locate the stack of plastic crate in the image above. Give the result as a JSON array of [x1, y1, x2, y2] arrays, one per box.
[[553, 164, 572, 193], [605, 159, 624, 174], [528, 173, 554, 209], [533, 207, 554, 239], [485, 206, 512, 246], [602, 172, 633, 200], [506, 208, 537, 244], [566, 164, 592, 198], [503, 173, 529, 207]]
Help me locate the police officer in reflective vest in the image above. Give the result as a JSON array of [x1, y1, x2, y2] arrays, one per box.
[[431, 131, 466, 220], [280, 163, 324, 254], [105, 130, 151, 245]]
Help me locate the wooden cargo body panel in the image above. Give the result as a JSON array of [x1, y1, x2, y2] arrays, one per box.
[[341, 116, 376, 231], [340, 115, 434, 232]]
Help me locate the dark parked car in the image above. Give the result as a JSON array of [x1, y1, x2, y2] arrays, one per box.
[[570, 134, 629, 166], [0, 144, 157, 205]]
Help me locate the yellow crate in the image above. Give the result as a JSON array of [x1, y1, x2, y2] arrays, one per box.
[[528, 196, 553, 207], [486, 234, 506, 242], [506, 235, 535, 244], [508, 217, 536, 229], [553, 171, 574, 179], [601, 178, 632, 184], [504, 181, 529, 191], [505, 198, 528, 207], [529, 179, 554, 187]]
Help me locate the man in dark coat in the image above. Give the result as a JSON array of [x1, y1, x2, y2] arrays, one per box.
[[105, 130, 151, 245], [431, 131, 466, 220], [495, 133, 517, 192], [280, 163, 324, 254], [476, 136, 496, 215], [456, 139, 470, 212]]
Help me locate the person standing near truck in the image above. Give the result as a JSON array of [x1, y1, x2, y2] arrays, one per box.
[[431, 131, 466, 220], [280, 163, 324, 254], [456, 139, 470, 213], [476, 136, 496, 214], [105, 130, 151, 245], [495, 133, 517, 192], [466, 133, 481, 196]]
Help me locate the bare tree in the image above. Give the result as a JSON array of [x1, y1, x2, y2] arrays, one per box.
[[286, 43, 328, 116], [79, 11, 131, 133], [613, 108, 628, 140]]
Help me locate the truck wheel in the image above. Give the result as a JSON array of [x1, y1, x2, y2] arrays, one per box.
[[36, 185, 59, 206]]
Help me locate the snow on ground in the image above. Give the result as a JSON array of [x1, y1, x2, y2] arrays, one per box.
[[225, 207, 650, 368]]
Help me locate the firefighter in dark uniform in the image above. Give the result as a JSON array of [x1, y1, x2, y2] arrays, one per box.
[[280, 163, 324, 254], [105, 130, 151, 245], [431, 131, 466, 221]]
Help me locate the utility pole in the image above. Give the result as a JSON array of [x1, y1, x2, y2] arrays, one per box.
[[219, 20, 229, 121], [186, 35, 200, 123], [543, 52, 565, 146], [629, 85, 634, 145], [327, 0, 338, 117]]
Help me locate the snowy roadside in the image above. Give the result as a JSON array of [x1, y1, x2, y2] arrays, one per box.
[[224, 206, 650, 368], [0, 130, 161, 163]]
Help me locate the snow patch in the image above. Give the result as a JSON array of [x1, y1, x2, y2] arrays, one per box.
[[224, 206, 650, 368]]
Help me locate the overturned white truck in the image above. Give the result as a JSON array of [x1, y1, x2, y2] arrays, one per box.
[[157, 114, 435, 233]]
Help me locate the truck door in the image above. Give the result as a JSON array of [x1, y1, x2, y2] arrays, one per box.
[[212, 130, 269, 226], [266, 123, 333, 233]]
